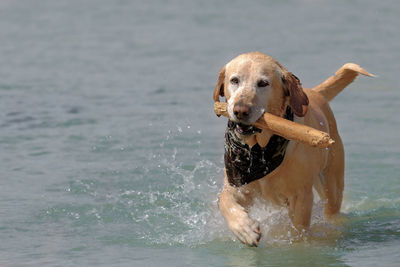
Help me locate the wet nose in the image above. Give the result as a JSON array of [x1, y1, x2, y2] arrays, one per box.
[[233, 104, 250, 120]]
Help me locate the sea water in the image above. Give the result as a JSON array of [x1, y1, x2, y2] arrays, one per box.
[[0, 0, 399, 266]]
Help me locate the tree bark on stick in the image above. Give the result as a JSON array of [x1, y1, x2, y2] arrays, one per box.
[[214, 102, 334, 148]]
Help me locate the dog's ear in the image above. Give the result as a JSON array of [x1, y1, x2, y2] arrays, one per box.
[[282, 72, 309, 117], [213, 65, 226, 102]]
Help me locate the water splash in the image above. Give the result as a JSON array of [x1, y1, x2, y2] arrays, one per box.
[[38, 124, 400, 250]]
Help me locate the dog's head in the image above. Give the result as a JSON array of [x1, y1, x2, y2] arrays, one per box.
[[214, 52, 309, 135]]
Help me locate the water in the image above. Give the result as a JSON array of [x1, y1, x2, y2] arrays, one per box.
[[0, 0, 399, 266]]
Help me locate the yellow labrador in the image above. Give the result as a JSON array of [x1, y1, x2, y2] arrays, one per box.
[[213, 52, 372, 246]]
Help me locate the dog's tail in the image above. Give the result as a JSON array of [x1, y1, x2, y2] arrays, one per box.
[[312, 63, 374, 102]]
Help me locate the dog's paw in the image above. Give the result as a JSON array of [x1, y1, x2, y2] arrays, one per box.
[[228, 211, 261, 246]]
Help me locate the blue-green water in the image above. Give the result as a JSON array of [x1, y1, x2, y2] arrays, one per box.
[[1, 0, 399, 266]]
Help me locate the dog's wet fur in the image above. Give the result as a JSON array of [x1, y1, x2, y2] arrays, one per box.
[[214, 52, 372, 246]]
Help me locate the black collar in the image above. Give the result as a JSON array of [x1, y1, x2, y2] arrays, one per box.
[[224, 107, 294, 187]]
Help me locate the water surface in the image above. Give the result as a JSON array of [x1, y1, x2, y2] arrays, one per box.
[[0, 0, 399, 266]]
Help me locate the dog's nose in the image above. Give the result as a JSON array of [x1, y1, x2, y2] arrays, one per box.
[[233, 104, 250, 120]]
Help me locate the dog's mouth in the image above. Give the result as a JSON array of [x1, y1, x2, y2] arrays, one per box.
[[234, 123, 261, 135]]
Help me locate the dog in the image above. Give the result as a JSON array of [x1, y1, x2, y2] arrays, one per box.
[[213, 52, 372, 246]]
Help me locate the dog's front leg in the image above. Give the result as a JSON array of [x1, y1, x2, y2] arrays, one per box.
[[218, 178, 261, 246]]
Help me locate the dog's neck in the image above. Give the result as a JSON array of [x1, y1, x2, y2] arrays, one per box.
[[224, 107, 294, 187]]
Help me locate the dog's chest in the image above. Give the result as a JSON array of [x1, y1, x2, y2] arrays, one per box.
[[224, 122, 290, 187]]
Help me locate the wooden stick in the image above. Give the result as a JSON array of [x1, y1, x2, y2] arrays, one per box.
[[214, 102, 335, 148]]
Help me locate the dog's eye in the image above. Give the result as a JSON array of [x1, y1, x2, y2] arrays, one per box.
[[230, 77, 239, 85], [257, 80, 269, 87]]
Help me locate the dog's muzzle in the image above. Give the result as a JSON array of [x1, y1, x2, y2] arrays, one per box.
[[234, 123, 262, 135]]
